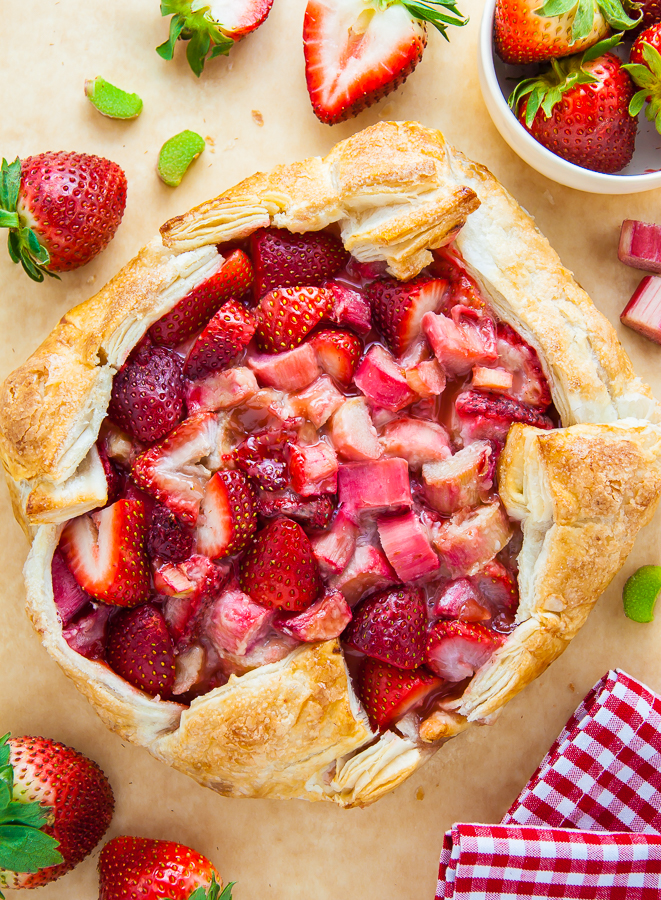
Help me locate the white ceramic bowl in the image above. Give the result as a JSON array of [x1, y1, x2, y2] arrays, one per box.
[[478, 0, 661, 193]]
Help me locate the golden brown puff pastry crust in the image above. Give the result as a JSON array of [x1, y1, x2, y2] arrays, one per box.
[[3, 121, 661, 806]]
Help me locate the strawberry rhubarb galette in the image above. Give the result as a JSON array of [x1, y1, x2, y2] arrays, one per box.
[[2, 122, 661, 807]]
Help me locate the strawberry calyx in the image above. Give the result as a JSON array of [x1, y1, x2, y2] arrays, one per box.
[[0, 158, 55, 283], [509, 33, 623, 126], [0, 734, 63, 889], [157, 1, 235, 77], [623, 42, 661, 133], [396, 0, 468, 39], [165, 876, 234, 900], [534, 0, 638, 44]]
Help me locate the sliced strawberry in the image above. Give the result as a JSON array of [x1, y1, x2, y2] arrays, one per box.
[[106, 603, 176, 696], [183, 299, 256, 379], [354, 344, 416, 412], [425, 620, 500, 681], [422, 306, 497, 375], [357, 658, 442, 732], [97, 443, 121, 504], [455, 390, 554, 444], [288, 441, 338, 496], [235, 430, 289, 491], [325, 281, 372, 334], [146, 503, 193, 563], [274, 587, 352, 642], [368, 277, 447, 356], [255, 286, 333, 353], [195, 469, 257, 558], [249, 227, 348, 298], [310, 327, 363, 386], [186, 366, 259, 415], [239, 517, 321, 610], [62, 603, 112, 660], [59, 499, 150, 607], [131, 412, 226, 524], [158, 554, 228, 644], [494, 323, 552, 409], [211, 0, 274, 37], [343, 585, 427, 669], [149, 250, 253, 347], [471, 559, 519, 616], [255, 489, 335, 529], [108, 341, 184, 442], [51, 548, 93, 626], [430, 578, 491, 623]]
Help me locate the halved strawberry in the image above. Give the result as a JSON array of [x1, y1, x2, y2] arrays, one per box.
[[255, 286, 333, 353], [183, 299, 256, 380], [59, 499, 150, 607], [62, 603, 112, 659], [132, 412, 226, 524], [455, 390, 554, 444], [495, 323, 552, 409], [343, 585, 427, 669], [249, 227, 349, 298], [357, 658, 442, 732], [310, 327, 363, 386], [303, 0, 467, 125], [430, 578, 491, 622], [471, 559, 519, 615], [149, 250, 253, 347], [426, 620, 501, 681], [368, 277, 447, 356], [195, 469, 257, 558], [106, 603, 176, 696], [239, 516, 321, 610]]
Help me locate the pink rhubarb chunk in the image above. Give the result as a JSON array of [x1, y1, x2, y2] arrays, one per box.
[[290, 375, 344, 428], [471, 366, 513, 393], [405, 358, 446, 397], [431, 502, 513, 576], [247, 344, 321, 391], [329, 397, 382, 461], [430, 578, 490, 622], [380, 417, 451, 470], [422, 307, 497, 375], [325, 281, 372, 334], [338, 458, 411, 516], [619, 220, 661, 274], [274, 588, 352, 641], [185, 367, 258, 414], [377, 512, 440, 582], [206, 588, 275, 656], [331, 544, 398, 605], [289, 441, 339, 496], [353, 345, 415, 412], [621, 275, 661, 345], [311, 509, 358, 576], [422, 440, 494, 515]]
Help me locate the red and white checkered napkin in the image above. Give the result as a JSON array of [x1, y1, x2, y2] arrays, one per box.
[[435, 669, 661, 899]]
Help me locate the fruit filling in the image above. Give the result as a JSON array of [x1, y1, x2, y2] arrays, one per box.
[[52, 228, 555, 737]]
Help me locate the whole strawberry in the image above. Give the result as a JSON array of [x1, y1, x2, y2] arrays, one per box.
[[623, 24, 661, 133], [0, 152, 127, 282], [0, 733, 114, 894], [509, 36, 637, 173], [98, 835, 232, 900]]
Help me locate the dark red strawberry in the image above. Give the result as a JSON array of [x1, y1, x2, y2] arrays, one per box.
[[234, 431, 289, 491], [495, 323, 552, 409], [62, 603, 112, 660], [255, 489, 334, 529], [183, 299, 256, 379], [632, 0, 661, 34], [310, 327, 362, 385], [471, 559, 519, 615], [357, 659, 442, 731], [368, 277, 447, 356], [196, 470, 257, 558], [249, 227, 349, 298], [455, 390, 554, 444], [97, 443, 122, 504], [239, 517, 320, 610], [255, 286, 333, 353], [426, 620, 501, 681], [108, 341, 185, 442], [58, 499, 150, 607], [624, 25, 661, 132], [149, 250, 253, 347], [343, 585, 427, 669], [146, 504, 193, 563], [106, 603, 176, 696], [51, 549, 93, 625], [0, 152, 127, 282]]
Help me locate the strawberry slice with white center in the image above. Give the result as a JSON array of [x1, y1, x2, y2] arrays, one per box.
[[357, 658, 442, 732], [303, 0, 467, 125], [59, 499, 150, 607], [310, 327, 363, 386], [183, 298, 256, 380], [368, 277, 447, 356], [494, 323, 551, 409], [132, 411, 227, 525], [455, 390, 554, 444], [471, 559, 519, 615], [204, 0, 274, 37], [195, 469, 257, 559], [425, 620, 501, 681]]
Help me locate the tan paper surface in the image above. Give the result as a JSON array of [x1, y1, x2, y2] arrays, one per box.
[[2, 1, 661, 897]]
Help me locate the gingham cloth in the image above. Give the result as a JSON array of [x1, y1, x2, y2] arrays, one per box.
[[435, 670, 661, 899]]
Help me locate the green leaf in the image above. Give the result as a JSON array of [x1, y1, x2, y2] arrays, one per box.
[[400, 0, 468, 37], [6, 231, 20, 264], [0, 160, 21, 213], [157, 14, 186, 60], [0, 824, 63, 873], [629, 89, 648, 116], [596, 0, 639, 29], [571, 0, 594, 42], [0, 801, 51, 829], [535, 0, 577, 16], [161, 0, 185, 13], [186, 29, 211, 76], [642, 41, 661, 79], [582, 31, 622, 61], [19, 255, 45, 283], [219, 883, 235, 899], [0, 210, 19, 228]]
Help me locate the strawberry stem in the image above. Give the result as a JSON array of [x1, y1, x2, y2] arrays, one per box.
[[399, 0, 468, 38], [623, 42, 661, 135], [157, 1, 235, 76], [534, 0, 639, 42], [0, 157, 57, 283]]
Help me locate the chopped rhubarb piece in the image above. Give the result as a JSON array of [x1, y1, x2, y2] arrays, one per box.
[[289, 441, 338, 496], [353, 345, 415, 412], [62, 603, 112, 659], [155, 553, 227, 598], [494, 324, 551, 409], [310, 328, 363, 386], [405, 358, 446, 397], [274, 588, 352, 641], [422, 440, 494, 515], [621, 276, 661, 345], [247, 344, 321, 392], [172, 644, 207, 695], [330, 544, 397, 605], [206, 588, 275, 656], [377, 512, 440, 582], [51, 549, 93, 626], [357, 659, 442, 732], [325, 281, 372, 334], [155, 563, 196, 597], [471, 559, 519, 615], [422, 306, 497, 375], [216, 633, 298, 677], [380, 417, 451, 470], [619, 220, 661, 274], [455, 391, 554, 444], [431, 502, 513, 576], [289, 375, 344, 428], [368, 277, 447, 356], [311, 508, 358, 576], [185, 367, 258, 414], [337, 458, 411, 517], [329, 397, 383, 461], [472, 366, 513, 392], [426, 620, 500, 682], [430, 578, 491, 622], [255, 489, 334, 529], [195, 470, 257, 558], [344, 585, 427, 668]]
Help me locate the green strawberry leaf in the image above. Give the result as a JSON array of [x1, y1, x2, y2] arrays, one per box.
[[535, 0, 577, 15], [165, 875, 234, 900], [0, 801, 51, 829], [597, 0, 639, 30], [0, 160, 21, 213], [400, 0, 468, 38], [535, 0, 637, 41], [157, 2, 235, 74], [157, 13, 187, 60], [0, 825, 63, 873], [629, 88, 648, 116], [186, 29, 211, 76], [642, 40, 661, 78], [582, 31, 622, 61]]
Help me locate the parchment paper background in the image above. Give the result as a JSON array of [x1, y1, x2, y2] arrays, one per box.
[[2, 1, 661, 897]]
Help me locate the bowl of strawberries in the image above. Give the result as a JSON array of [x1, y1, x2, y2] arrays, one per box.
[[479, 0, 661, 192]]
